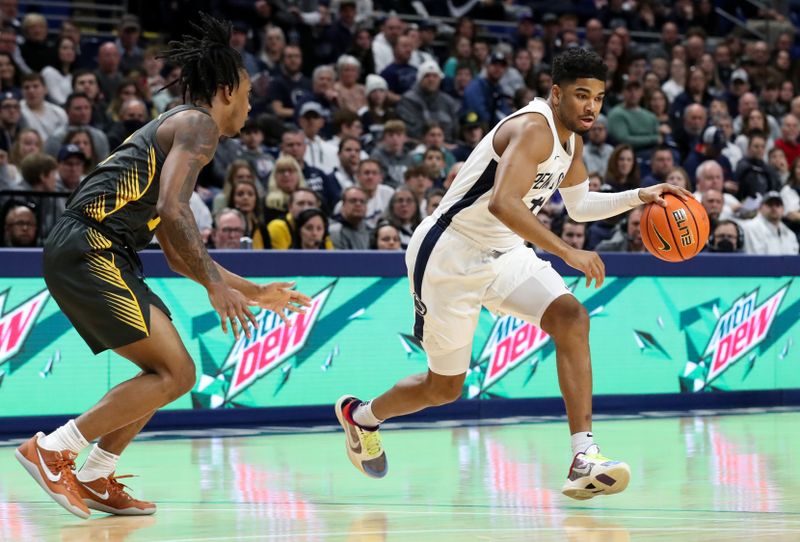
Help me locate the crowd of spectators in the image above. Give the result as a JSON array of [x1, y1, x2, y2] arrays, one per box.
[[1, 0, 799, 255]]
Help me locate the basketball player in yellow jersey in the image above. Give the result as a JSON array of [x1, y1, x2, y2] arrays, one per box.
[[14, 14, 311, 519], [336, 48, 691, 499]]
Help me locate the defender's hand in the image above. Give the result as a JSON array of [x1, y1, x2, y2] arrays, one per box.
[[207, 283, 258, 341], [252, 281, 311, 325]]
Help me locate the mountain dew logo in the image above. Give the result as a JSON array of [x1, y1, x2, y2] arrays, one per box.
[[480, 316, 550, 390], [0, 289, 49, 367], [222, 284, 333, 401], [703, 285, 788, 384]]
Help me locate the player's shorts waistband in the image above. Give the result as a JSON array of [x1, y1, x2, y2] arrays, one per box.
[[62, 209, 145, 275], [432, 215, 510, 259]]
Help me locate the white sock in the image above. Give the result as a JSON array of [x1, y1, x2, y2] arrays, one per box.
[[352, 400, 383, 429], [38, 420, 90, 454], [77, 444, 120, 482], [571, 431, 599, 456]]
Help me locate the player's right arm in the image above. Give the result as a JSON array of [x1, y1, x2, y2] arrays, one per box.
[[488, 115, 606, 288], [157, 111, 258, 339]]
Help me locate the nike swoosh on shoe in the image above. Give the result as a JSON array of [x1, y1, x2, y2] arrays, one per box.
[[37, 449, 62, 483], [82, 485, 110, 500]]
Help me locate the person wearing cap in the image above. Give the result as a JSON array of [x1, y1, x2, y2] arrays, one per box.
[[683, 125, 734, 186], [462, 51, 510, 128], [452, 112, 484, 161], [396, 59, 460, 141], [0, 90, 21, 151], [267, 44, 312, 121], [741, 191, 798, 255], [582, 114, 614, 178], [297, 100, 338, 174], [379, 35, 417, 101], [735, 131, 782, 205], [55, 143, 88, 192], [115, 14, 143, 75]]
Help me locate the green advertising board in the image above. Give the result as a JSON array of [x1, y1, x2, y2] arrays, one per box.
[[0, 275, 797, 418]]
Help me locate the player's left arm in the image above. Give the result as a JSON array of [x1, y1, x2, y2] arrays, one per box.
[[559, 138, 693, 222]]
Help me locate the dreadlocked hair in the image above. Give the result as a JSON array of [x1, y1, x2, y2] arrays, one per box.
[[158, 12, 244, 106]]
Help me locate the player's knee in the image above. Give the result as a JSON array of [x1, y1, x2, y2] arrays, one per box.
[[423, 376, 463, 406], [163, 362, 196, 401], [544, 298, 589, 340]]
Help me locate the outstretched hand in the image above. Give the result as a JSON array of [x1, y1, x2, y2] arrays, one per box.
[[638, 184, 694, 208], [251, 281, 312, 326]]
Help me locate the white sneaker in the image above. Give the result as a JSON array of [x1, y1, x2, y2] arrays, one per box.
[[561, 452, 630, 500], [334, 395, 388, 479]]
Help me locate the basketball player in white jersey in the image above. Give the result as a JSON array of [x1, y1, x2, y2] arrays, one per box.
[[335, 48, 691, 499]]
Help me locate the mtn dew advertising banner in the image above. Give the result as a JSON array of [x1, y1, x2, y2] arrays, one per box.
[[0, 275, 798, 418]]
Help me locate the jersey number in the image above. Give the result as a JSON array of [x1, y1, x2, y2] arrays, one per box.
[[529, 197, 545, 215]]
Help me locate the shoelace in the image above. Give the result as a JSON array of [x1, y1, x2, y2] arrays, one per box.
[[47, 453, 81, 493], [360, 430, 382, 457], [106, 474, 136, 500]]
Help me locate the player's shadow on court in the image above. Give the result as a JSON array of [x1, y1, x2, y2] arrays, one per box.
[[59, 515, 157, 542], [346, 511, 388, 542], [563, 514, 631, 542]]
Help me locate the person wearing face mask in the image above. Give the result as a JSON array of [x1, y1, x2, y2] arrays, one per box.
[[707, 220, 743, 253], [106, 98, 148, 150]]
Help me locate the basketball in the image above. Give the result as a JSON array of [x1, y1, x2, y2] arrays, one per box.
[[640, 193, 709, 262]]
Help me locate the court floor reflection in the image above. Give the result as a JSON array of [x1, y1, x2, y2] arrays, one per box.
[[1, 410, 798, 541]]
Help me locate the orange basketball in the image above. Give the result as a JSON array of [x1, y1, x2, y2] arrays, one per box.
[[640, 193, 709, 262]]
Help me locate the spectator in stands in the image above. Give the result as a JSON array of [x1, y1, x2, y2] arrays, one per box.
[[444, 62, 473, 103], [323, 135, 360, 209], [268, 45, 311, 121], [295, 65, 339, 136], [115, 14, 143, 75], [140, 45, 165, 99], [319, 0, 357, 65], [644, 88, 671, 131], [227, 175, 270, 249], [371, 219, 401, 250], [40, 37, 76, 106], [382, 185, 421, 249], [213, 160, 258, 213], [735, 131, 782, 205], [44, 92, 109, 161], [152, 64, 181, 113], [268, 187, 333, 250], [72, 70, 109, 128], [713, 112, 743, 169], [661, 56, 686, 103], [298, 101, 338, 174], [237, 119, 275, 187], [775, 113, 799, 166], [347, 27, 376, 83], [95, 42, 122, 103], [327, 109, 365, 157], [20, 73, 67, 141], [334, 55, 366, 114], [462, 52, 510, 128], [2, 202, 37, 247], [741, 192, 798, 255], [352, 158, 393, 228], [708, 220, 744, 253], [396, 60, 460, 141], [106, 98, 148, 150], [228, 21, 260, 77], [769, 147, 790, 184], [279, 129, 326, 197], [330, 185, 370, 250], [734, 108, 775, 158], [665, 166, 691, 189], [292, 208, 330, 250], [671, 67, 714, 135], [411, 122, 456, 171], [582, 114, 613, 177], [595, 207, 645, 253], [19, 13, 56, 73], [694, 160, 740, 218], [9, 127, 41, 170], [372, 16, 404, 74], [605, 144, 640, 191], [560, 217, 586, 250], [0, 52, 20, 97], [380, 35, 417, 100], [0, 90, 20, 152], [684, 126, 734, 186], [370, 119, 414, 188], [674, 103, 707, 162], [404, 165, 433, 207], [701, 188, 725, 230], [17, 152, 61, 237], [452, 112, 484, 162], [641, 145, 675, 187], [259, 25, 285, 77], [443, 36, 475, 79], [734, 92, 780, 140], [421, 147, 446, 187], [54, 143, 87, 193], [0, 24, 29, 75], [781, 158, 800, 234], [265, 155, 306, 223], [106, 78, 151, 123], [424, 187, 445, 217], [210, 208, 247, 250]]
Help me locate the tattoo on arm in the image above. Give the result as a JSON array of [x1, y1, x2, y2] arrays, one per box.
[[160, 112, 222, 287]]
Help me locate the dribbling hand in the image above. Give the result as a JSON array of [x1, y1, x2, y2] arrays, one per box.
[[563, 249, 606, 288], [638, 184, 693, 208], [207, 283, 259, 341]]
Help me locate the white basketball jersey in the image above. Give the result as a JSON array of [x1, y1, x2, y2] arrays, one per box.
[[435, 98, 575, 252]]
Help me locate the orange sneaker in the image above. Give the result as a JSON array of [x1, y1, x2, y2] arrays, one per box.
[[14, 432, 90, 519], [77, 473, 156, 516]]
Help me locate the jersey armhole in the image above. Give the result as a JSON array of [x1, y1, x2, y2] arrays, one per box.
[[490, 111, 554, 163]]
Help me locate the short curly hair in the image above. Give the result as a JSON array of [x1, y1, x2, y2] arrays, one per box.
[[552, 48, 607, 86]]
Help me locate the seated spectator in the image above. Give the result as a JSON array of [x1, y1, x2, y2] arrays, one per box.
[[595, 207, 645, 252], [665, 166, 691, 189], [370, 119, 415, 188], [0, 91, 20, 151], [587, 172, 603, 191], [330, 186, 370, 250], [707, 220, 744, 253], [278, 129, 327, 197], [605, 144, 640, 191], [683, 126, 734, 187], [9, 128, 42, 176], [452, 113, 484, 162], [19, 13, 56, 73], [0, 52, 22, 98], [327, 109, 366, 157], [55, 144, 88, 193], [265, 156, 306, 223], [345, 158, 394, 228], [420, 147, 446, 187], [106, 78, 151, 123], [607, 79, 660, 155], [334, 55, 366, 114], [267, 187, 333, 250], [294, 65, 339, 137], [582, 114, 614, 178], [410, 121, 456, 173], [44, 92, 110, 164], [462, 52, 510, 128], [700, 188, 724, 231], [694, 160, 740, 220], [396, 60, 460, 141], [268, 45, 312, 121], [94, 42, 123, 105], [641, 145, 675, 187], [673, 103, 707, 162], [62, 127, 98, 170], [227, 176, 271, 249], [210, 208, 247, 249], [323, 135, 361, 209], [735, 131, 782, 211], [299, 101, 338, 174], [780, 157, 800, 232], [238, 119, 274, 186], [380, 35, 417, 101], [769, 147, 790, 184], [359, 74, 395, 149], [775, 113, 799, 167], [404, 165, 433, 207], [17, 152, 62, 237], [382, 186, 421, 249], [741, 192, 799, 255], [559, 217, 586, 250], [106, 98, 149, 150], [292, 208, 330, 250], [371, 219, 402, 250], [41, 37, 77, 106], [72, 70, 110, 129], [734, 108, 775, 158], [20, 73, 67, 141], [2, 202, 37, 247], [213, 160, 258, 213]]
